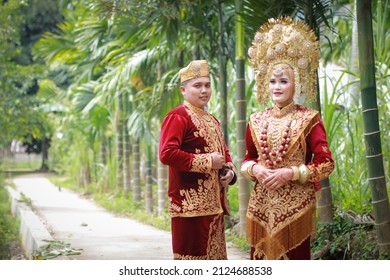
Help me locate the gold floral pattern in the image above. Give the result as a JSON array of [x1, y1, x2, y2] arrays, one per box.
[[206, 214, 228, 259], [190, 154, 212, 173], [245, 103, 334, 259], [169, 101, 226, 218]]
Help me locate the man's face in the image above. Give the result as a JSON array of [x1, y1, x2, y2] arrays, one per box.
[[180, 77, 211, 109]]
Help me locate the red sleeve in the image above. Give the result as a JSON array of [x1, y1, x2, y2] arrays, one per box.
[[243, 123, 259, 164], [159, 113, 194, 171], [306, 118, 335, 183]]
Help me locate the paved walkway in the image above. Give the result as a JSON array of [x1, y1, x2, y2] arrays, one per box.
[[8, 173, 248, 260]]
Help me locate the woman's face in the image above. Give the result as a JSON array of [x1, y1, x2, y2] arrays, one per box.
[[269, 65, 295, 108]]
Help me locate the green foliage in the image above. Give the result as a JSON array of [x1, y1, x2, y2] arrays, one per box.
[[2, 0, 389, 259], [227, 185, 239, 215], [225, 226, 251, 254], [0, 0, 62, 150], [312, 210, 390, 260], [0, 154, 41, 171], [0, 174, 20, 259]]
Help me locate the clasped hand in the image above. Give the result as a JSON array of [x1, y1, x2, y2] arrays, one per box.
[[252, 164, 293, 191], [211, 152, 233, 188]]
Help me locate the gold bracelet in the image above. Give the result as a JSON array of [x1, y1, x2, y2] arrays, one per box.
[[291, 166, 299, 181], [298, 164, 309, 183], [241, 161, 256, 181], [248, 163, 256, 177]]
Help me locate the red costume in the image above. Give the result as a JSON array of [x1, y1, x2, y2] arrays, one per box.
[[159, 100, 236, 260], [242, 103, 334, 259]]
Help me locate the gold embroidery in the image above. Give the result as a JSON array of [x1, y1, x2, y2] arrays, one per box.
[[308, 159, 335, 183], [169, 197, 182, 213], [169, 101, 226, 217], [246, 104, 330, 258], [190, 154, 212, 173], [247, 181, 315, 235], [206, 214, 227, 259], [174, 253, 207, 260], [179, 175, 221, 215]]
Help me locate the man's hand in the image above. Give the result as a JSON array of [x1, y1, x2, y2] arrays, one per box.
[[220, 169, 234, 188], [211, 152, 225, 169]]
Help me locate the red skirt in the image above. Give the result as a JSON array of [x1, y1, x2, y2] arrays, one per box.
[[171, 213, 227, 260]]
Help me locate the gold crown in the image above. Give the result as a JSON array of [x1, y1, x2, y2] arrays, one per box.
[[179, 60, 210, 83], [248, 16, 320, 104]]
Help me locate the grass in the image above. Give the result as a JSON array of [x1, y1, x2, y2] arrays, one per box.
[[0, 153, 41, 171], [0, 174, 21, 259]]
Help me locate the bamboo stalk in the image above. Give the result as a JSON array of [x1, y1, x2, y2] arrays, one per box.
[[357, 0, 390, 255]]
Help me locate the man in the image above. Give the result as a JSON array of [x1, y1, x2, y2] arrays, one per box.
[[159, 60, 236, 260]]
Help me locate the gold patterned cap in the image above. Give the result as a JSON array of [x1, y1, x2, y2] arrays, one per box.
[[248, 16, 320, 104], [179, 60, 210, 83]]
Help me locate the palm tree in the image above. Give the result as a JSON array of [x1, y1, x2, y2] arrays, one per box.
[[234, 0, 250, 235], [123, 90, 132, 196], [115, 91, 124, 194], [356, 0, 390, 256]]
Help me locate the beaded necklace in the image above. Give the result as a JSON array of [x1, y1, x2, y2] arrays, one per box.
[[260, 103, 296, 167]]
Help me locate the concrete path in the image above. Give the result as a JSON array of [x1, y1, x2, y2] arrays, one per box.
[[7, 173, 248, 260]]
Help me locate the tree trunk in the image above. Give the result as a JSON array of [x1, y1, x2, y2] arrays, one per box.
[[217, 0, 228, 143], [235, 0, 250, 235], [157, 135, 167, 216], [123, 129, 131, 196], [356, 0, 390, 255], [303, 0, 334, 224], [40, 137, 49, 171], [116, 92, 124, 194], [316, 178, 333, 224], [123, 92, 131, 196], [145, 145, 153, 214], [99, 136, 109, 192], [348, 0, 360, 108], [132, 140, 141, 201]]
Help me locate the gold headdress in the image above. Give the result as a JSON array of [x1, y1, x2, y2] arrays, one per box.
[[248, 16, 320, 104], [179, 60, 210, 83]]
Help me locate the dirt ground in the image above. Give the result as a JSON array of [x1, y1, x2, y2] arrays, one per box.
[[9, 241, 26, 260]]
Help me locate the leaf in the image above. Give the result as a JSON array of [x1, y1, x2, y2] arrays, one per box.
[[32, 240, 83, 260]]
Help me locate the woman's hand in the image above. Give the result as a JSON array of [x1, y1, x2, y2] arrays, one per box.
[[252, 164, 272, 183], [262, 168, 293, 191]]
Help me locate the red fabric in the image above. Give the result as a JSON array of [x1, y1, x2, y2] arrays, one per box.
[[159, 103, 235, 217], [171, 214, 227, 260], [242, 104, 334, 260], [159, 103, 235, 259], [243, 106, 334, 191]]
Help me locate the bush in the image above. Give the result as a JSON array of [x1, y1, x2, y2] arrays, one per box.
[[0, 176, 20, 259], [311, 209, 390, 260]]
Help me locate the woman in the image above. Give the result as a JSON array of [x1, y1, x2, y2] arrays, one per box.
[[241, 17, 334, 260]]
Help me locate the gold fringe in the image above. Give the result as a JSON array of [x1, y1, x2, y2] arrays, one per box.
[[246, 204, 316, 260]]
